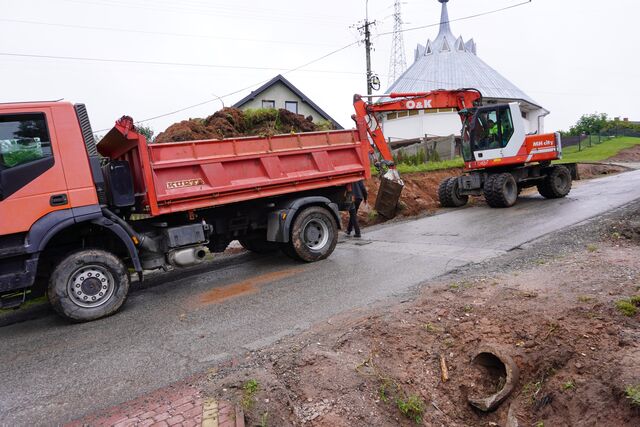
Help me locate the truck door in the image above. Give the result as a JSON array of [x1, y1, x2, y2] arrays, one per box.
[[0, 109, 69, 235]]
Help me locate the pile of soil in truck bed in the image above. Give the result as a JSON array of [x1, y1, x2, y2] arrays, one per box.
[[155, 107, 324, 142]]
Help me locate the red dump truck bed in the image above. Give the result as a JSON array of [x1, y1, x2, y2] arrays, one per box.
[[97, 117, 371, 216]]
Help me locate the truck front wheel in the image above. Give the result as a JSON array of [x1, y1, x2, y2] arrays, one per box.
[[48, 249, 130, 322], [282, 206, 338, 262]]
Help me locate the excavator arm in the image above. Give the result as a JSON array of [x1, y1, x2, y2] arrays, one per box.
[[352, 89, 483, 167]]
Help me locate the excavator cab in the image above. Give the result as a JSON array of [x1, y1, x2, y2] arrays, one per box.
[[461, 103, 523, 164]]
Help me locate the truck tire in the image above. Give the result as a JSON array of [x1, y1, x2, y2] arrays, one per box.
[[48, 249, 130, 322], [438, 177, 468, 208], [282, 206, 338, 262], [537, 165, 572, 199], [238, 236, 280, 254], [484, 172, 518, 208]]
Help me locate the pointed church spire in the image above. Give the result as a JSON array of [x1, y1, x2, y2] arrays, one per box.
[[436, 0, 457, 41]]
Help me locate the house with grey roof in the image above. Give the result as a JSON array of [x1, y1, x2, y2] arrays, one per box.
[[233, 74, 343, 129], [382, 0, 549, 143]]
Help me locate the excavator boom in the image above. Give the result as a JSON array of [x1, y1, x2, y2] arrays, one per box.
[[352, 89, 482, 166]]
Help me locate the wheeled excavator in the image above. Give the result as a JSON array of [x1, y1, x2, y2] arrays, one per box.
[[352, 89, 573, 208]]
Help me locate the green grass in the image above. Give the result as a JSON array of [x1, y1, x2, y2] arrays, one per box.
[[396, 395, 425, 424], [372, 158, 464, 176], [615, 298, 639, 317], [241, 379, 260, 408], [626, 384, 640, 407], [560, 137, 640, 163]]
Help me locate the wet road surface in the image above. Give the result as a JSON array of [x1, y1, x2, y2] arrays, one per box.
[[2, 170, 640, 425]]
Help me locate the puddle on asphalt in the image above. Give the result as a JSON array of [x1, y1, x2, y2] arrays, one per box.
[[194, 267, 305, 307]]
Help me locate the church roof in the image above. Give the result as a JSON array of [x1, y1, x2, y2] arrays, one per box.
[[386, 0, 546, 111]]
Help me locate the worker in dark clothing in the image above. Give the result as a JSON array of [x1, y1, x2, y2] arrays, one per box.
[[347, 180, 368, 238]]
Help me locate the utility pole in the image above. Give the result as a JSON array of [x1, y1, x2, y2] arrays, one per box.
[[388, 0, 407, 86], [357, 0, 379, 95]]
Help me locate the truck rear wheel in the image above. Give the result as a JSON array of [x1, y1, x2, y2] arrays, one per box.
[[537, 165, 572, 199], [238, 235, 280, 254], [48, 249, 130, 322], [438, 177, 468, 207], [282, 206, 338, 262], [484, 172, 518, 208]]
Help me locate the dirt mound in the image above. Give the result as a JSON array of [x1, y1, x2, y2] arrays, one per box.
[[155, 107, 324, 143], [352, 169, 462, 227], [610, 217, 640, 242], [609, 144, 640, 162], [578, 163, 629, 179]]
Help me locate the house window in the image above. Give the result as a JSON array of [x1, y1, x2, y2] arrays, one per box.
[[262, 100, 275, 109], [285, 101, 298, 114]]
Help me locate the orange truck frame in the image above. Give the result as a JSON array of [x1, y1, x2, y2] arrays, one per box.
[[0, 102, 371, 321]]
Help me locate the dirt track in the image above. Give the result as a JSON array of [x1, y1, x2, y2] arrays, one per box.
[[202, 205, 640, 426]]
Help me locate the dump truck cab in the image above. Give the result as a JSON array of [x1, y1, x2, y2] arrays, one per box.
[[0, 102, 140, 312]]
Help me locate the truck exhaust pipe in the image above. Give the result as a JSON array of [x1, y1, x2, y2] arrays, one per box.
[[167, 246, 207, 268]]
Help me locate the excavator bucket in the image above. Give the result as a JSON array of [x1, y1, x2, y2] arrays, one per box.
[[375, 169, 404, 218]]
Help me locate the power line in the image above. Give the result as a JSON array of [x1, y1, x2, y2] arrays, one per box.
[[59, 0, 353, 27], [0, 52, 362, 75], [93, 41, 361, 132], [0, 18, 339, 48], [377, 0, 533, 37], [66, 0, 534, 131]]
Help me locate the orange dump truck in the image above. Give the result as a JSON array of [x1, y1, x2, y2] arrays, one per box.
[[0, 102, 370, 321]]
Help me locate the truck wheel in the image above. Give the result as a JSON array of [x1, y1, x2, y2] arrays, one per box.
[[438, 177, 468, 208], [485, 172, 518, 208], [537, 165, 572, 199], [48, 249, 130, 322], [283, 206, 338, 262], [238, 236, 280, 254]]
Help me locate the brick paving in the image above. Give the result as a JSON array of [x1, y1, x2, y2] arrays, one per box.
[[65, 382, 243, 427]]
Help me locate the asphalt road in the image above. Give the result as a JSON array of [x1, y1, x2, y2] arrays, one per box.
[[2, 170, 640, 426]]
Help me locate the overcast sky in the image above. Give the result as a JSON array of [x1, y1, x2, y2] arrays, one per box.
[[1, 0, 637, 136]]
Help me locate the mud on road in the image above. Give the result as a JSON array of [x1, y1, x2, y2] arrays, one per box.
[[201, 203, 640, 426]]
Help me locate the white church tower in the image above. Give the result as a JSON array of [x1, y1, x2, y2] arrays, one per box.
[[381, 0, 549, 143]]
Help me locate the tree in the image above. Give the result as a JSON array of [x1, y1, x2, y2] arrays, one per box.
[[568, 113, 609, 135], [136, 124, 155, 142]]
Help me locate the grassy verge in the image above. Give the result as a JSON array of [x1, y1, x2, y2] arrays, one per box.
[[560, 137, 640, 163], [373, 158, 464, 176]]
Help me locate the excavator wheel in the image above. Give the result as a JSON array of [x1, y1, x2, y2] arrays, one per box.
[[484, 173, 518, 208], [438, 177, 468, 207], [537, 165, 572, 199]]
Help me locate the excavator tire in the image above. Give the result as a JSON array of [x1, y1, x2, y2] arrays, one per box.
[[484, 172, 518, 208], [438, 177, 468, 207], [537, 165, 572, 199]]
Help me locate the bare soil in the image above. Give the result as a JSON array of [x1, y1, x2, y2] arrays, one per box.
[[609, 145, 640, 162], [155, 107, 322, 143], [201, 206, 640, 426]]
